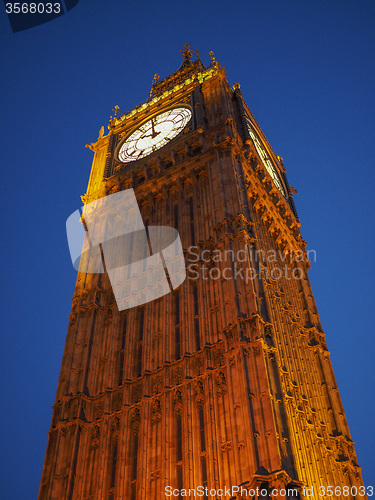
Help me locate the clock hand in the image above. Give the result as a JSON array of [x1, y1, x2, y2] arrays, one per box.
[[150, 119, 161, 139], [141, 132, 160, 139]]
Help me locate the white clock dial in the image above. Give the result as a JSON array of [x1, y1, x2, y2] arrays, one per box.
[[117, 106, 192, 163], [247, 122, 286, 196]]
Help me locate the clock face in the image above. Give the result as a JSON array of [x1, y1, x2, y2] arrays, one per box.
[[117, 106, 192, 163], [247, 122, 286, 196]]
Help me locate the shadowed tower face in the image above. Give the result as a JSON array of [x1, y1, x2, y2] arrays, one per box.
[[38, 47, 366, 500]]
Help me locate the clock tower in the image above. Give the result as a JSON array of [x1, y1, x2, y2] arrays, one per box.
[[38, 47, 367, 500]]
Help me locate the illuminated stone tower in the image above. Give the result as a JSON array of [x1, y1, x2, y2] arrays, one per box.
[[38, 47, 367, 500]]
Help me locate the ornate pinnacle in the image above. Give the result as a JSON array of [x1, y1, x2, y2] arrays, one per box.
[[150, 73, 160, 98], [181, 43, 192, 63], [112, 105, 120, 118], [209, 50, 216, 64]]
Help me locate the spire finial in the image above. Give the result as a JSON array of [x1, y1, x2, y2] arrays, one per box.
[[209, 50, 216, 65], [150, 73, 160, 98], [181, 44, 192, 63]]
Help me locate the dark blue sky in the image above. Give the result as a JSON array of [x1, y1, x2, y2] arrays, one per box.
[[1, 1, 374, 497]]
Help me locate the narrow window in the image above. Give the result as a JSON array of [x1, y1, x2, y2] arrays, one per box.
[[126, 231, 135, 279], [176, 413, 183, 500], [189, 197, 195, 245], [199, 407, 206, 452], [137, 345, 143, 378], [122, 317, 127, 349], [177, 466, 183, 500], [118, 352, 124, 386], [137, 310, 144, 377], [194, 319, 200, 351], [175, 294, 181, 360], [139, 310, 144, 341], [193, 287, 199, 316], [174, 204, 179, 229], [175, 327, 181, 361], [119, 316, 127, 385], [130, 483, 136, 500], [193, 286, 200, 350], [110, 442, 118, 489], [201, 456, 208, 497], [132, 434, 138, 480], [175, 293, 180, 325], [176, 415, 182, 462]]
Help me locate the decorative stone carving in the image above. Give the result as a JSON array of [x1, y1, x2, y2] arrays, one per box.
[[223, 323, 236, 343], [216, 371, 227, 396], [173, 388, 183, 416], [80, 290, 89, 306], [131, 407, 141, 433], [152, 376, 162, 395], [151, 399, 161, 425], [213, 345, 225, 367], [90, 424, 100, 449], [150, 469, 160, 481], [252, 344, 262, 356], [104, 308, 113, 326], [193, 354, 205, 376], [221, 441, 232, 452], [94, 400, 104, 420], [111, 416, 121, 441], [172, 367, 183, 385], [194, 379, 205, 407]]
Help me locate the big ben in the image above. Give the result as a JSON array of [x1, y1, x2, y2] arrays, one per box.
[[38, 47, 367, 499]]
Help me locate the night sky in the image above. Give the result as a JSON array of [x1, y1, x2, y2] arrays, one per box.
[[1, 1, 374, 497]]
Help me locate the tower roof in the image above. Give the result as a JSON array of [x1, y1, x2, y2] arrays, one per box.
[[109, 47, 221, 129]]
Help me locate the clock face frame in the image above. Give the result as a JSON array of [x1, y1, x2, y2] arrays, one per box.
[[116, 106, 192, 163], [246, 121, 286, 197]]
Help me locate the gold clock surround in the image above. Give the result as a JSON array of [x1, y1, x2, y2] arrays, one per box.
[[116, 105, 192, 163]]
